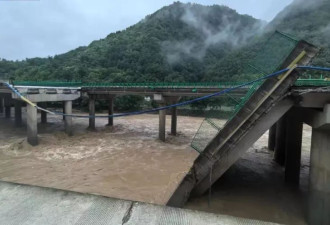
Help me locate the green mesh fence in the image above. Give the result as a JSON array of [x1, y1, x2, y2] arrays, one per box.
[[12, 79, 330, 88], [249, 31, 299, 75], [11, 81, 248, 88], [191, 31, 300, 153], [12, 81, 83, 87], [191, 118, 224, 152], [295, 79, 330, 86]]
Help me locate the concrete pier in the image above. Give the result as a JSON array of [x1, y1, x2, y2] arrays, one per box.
[[27, 104, 38, 146], [62, 102, 65, 121], [64, 101, 73, 136], [107, 97, 114, 126], [274, 116, 287, 166], [302, 105, 330, 224], [4, 96, 11, 118], [308, 129, 330, 225], [40, 103, 47, 124], [88, 96, 96, 130], [159, 107, 166, 142], [268, 124, 277, 151], [284, 109, 303, 186], [0, 84, 80, 146], [14, 101, 22, 127], [171, 106, 177, 135], [0, 97, 3, 114]]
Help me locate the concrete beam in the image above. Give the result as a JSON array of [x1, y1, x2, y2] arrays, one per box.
[[64, 101, 73, 136], [284, 108, 303, 186], [159, 106, 166, 142], [14, 101, 22, 127], [274, 116, 287, 166], [308, 129, 330, 225], [83, 88, 248, 98], [88, 95, 96, 131], [268, 124, 277, 151], [12, 87, 80, 102], [27, 104, 38, 146], [153, 94, 164, 103], [302, 104, 330, 130], [295, 92, 330, 109]]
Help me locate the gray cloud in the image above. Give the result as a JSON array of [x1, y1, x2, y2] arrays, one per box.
[[163, 5, 265, 64], [0, 0, 293, 60]]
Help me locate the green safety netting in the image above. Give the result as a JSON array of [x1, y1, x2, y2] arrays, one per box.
[[191, 31, 300, 153]]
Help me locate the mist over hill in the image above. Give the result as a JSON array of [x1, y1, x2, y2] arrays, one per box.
[[266, 0, 330, 68], [0, 0, 329, 83]]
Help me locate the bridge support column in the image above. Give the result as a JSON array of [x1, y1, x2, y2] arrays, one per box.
[[171, 106, 177, 136], [308, 128, 330, 225], [268, 124, 277, 151], [274, 116, 287, 166], [107, 97, 114, 126], [62, 102, 65, 120], [164, 96, 181, 136], [159, 106, 166, 142], [14, 100, 22, 127], [64, 101, 73, 136], [301, 105, 330, 224], [40, 103, 47, 124], [4, 96, 11, 119], [27, 104, 38, 146], [284, 108, 303, 186], [88, 95, 96, 130], [0, 97, 3, 114]]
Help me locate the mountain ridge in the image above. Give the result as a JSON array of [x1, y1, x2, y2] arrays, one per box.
[[0, 2, 264, 82], [1, 0, 329, 82]]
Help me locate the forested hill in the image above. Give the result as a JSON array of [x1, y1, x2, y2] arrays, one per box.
[[0, 2, 264, 82], [1, 0, 329, 83]]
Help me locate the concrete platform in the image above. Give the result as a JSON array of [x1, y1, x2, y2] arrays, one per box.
[[0, 181, 279, 225]]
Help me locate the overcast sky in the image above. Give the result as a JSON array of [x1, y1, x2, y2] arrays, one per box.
[[0, 0, 293, 60]]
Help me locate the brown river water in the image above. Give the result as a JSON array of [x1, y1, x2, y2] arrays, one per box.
[[0, 110, 312, 224]]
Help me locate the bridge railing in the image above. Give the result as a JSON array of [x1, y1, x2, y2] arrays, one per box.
[[12, 81, 253, 89], [12, 79, 330, 89]]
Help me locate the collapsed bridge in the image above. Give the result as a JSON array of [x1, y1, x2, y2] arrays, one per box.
[[0, 31, 329, 224]]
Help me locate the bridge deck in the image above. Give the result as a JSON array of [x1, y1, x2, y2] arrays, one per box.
[[1, 79, 329, 98]]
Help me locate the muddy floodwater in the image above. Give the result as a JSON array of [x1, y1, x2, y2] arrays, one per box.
[[0, 110, 311, 224]]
